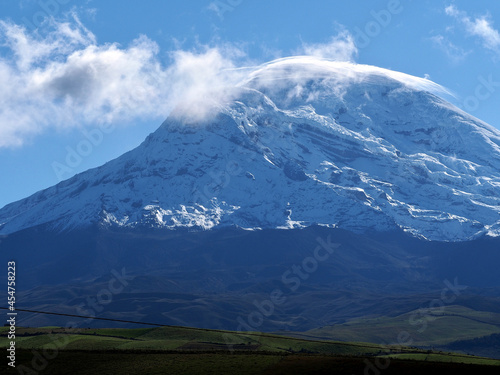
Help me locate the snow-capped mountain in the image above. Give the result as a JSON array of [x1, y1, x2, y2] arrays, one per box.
[[1, 56, 500, 241]]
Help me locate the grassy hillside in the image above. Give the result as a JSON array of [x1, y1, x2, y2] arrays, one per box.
[[446, 333, 500, 359], [300, 305, 500, 347], [0, 326, 388, 355]]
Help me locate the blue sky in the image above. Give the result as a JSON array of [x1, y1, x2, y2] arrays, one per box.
[[1, 0, 500, 208]]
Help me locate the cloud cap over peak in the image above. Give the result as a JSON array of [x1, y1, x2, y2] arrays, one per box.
[[242, 56, 451, 99]]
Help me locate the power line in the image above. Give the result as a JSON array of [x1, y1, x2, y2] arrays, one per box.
[[1, 307, 169, 327]]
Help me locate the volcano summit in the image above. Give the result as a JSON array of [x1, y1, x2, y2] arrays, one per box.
[[1, 57, 499, 241]]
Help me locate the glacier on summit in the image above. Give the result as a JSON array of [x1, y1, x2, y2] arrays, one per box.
[[1, 56, 500, 241]]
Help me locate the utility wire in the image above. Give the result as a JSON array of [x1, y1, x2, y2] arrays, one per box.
[[1, 306, 170, 328]]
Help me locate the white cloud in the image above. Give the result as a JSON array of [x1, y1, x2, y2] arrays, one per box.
[[430, 34, 471, 63], [0, 14, 247, 147], [165, 46, 247, 122], [445, 5, 500, 53], [0, 17, 451, 149], [444, 5, 459, 17], [0, 16, 166, 147], [299, 30, 358, 62]]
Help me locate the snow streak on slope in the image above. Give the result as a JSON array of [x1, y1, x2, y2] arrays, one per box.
[[1, 57, 499, 241]]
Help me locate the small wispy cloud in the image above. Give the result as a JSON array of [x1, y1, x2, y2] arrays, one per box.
[[298, 30, 358, 62], [445, 5, 500, 54], [430, 34, 471, 63], [207, 0, 242, 21]]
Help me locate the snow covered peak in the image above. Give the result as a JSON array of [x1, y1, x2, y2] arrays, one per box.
[[1, 57, 500, 241]]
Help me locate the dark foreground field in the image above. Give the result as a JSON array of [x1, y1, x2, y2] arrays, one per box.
[[2, 326, 499, 374], [4, 350, 500, 375]]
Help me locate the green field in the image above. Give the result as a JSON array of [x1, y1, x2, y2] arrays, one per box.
[[1, 324, 499, 374], [301, 305, 500, 347]]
